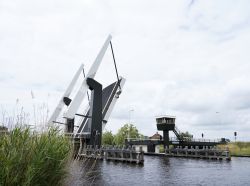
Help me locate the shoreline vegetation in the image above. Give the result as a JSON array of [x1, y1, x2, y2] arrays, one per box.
[[0, 127, 72, 186], [1, 124, 249, 185], [0, 123, 140, 185], [218, 142, 250, 157]]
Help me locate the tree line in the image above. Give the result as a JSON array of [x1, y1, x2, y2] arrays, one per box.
[[102, 124, 195, 146], [102, 123, 144, 146]]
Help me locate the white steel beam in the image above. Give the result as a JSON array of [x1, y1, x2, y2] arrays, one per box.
[[64, 35, 112, 119], [48, 63, 84, 125]]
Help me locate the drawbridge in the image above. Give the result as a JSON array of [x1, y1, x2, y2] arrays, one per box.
[[48, 35, 144, 164], [48, 35, 125, 148]]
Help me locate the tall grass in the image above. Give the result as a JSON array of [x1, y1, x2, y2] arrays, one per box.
[[0, 127, 72, 186], [218, 142, 250, 156]]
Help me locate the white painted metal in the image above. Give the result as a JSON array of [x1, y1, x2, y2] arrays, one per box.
[[134, 145, 148, 153], [48, 64, 84, 125], [64, 35, 112, 119], [155, 115, 176, 119], [155, 145, 160, 153]]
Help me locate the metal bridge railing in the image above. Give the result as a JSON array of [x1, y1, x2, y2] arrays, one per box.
[[169, 137, 222, 143], [126, 138, 161, 142], [126, 137, 223, 143]]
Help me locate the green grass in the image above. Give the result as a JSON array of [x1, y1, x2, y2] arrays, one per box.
[[218, 142, 250, 156], [159, 145, 165, 153], [0, 127, 72, 186]]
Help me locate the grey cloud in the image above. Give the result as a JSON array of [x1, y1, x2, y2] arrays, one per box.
[[1, 0, 250, 140], [188, 0, 196, 9], [0, 75, 13, 82], [186, 0, 250, 42]]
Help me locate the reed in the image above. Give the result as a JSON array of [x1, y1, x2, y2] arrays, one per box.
[[218, 142, 250, 156], [0, 127, 72, 186]]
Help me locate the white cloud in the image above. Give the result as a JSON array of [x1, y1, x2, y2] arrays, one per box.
[[0, 0, 250, 141]]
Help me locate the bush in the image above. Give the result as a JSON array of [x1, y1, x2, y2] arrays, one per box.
[[218, 142, 250, 156], [0, 127, 72, 186], [102, 130, 115, 146]]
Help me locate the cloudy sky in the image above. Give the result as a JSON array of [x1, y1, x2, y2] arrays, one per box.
[[1, 0, 250, 140]]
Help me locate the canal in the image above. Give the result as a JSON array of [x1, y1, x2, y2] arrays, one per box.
[[66, 156, 250, 185]]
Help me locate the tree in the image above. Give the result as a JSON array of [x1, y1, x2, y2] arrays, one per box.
[[138, 133, 146, 140], [102, 130, 114, 145], [114, 124, 140, 145], [179, 131, 193, 140]]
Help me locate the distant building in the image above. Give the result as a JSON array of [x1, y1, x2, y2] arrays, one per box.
[[149, 132, 162, 140]]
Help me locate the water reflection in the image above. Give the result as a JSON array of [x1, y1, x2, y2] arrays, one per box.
[[66, 156, 250, 186]]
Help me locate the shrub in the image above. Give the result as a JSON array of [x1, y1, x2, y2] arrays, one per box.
[[0, 127, 72, 186]]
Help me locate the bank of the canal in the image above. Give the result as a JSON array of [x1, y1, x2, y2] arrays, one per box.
[[66, 156, 250, 185], [218, 142, 250, 157]]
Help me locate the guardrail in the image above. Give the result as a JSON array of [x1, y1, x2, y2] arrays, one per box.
[[76, 145, 144, 164], [126, 138, 160, 141], [126, 137, 223, 143], [165, 146, 231, 160]]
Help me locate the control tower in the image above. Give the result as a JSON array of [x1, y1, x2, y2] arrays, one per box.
[[156, 115, 180, 148]]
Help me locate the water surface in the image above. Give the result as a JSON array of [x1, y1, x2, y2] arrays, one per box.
[[66, 156, 250, 186]]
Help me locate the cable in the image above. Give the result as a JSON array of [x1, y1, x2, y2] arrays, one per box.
[[110, 41, 121, 89]]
